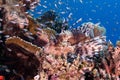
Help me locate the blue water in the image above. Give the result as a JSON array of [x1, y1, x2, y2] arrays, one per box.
[[29, 0, 120, 45]]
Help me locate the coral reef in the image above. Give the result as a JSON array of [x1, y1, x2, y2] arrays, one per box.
[[0, 0, 40, 11], [36, 10, 69, 33], [0, 0, 120, 80]]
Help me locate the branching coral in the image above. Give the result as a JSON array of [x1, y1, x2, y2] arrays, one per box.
[[40, 53, 95, 80], [113, 44, 120, 77]]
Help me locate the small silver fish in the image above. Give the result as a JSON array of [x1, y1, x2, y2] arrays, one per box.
[[68, 13, 73, 19], [42, 5, 47, 8], [79, 0, 83, 4], [55, 4, 58, 8]]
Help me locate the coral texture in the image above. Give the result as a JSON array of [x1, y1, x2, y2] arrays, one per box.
[[0, 0, 120, 80]]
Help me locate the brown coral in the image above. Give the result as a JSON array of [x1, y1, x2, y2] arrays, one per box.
[[0, 0, 40, 11]]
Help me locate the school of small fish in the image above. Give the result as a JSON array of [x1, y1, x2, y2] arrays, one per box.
[[0, 0, 120, 80]]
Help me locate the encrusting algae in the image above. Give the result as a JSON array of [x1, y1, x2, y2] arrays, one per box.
[[0, 0, 120, 80]]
